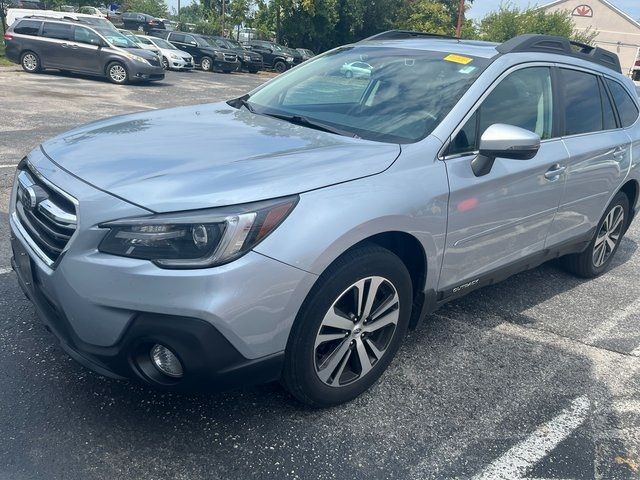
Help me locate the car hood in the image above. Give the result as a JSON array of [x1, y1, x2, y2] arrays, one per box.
[[39, 103, 401, 213]]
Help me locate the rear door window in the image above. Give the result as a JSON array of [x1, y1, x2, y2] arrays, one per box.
[[606, 79, 640, 127], [170, 32, 186, 43], [14, 20, 41, 36], [560, 69, 603, 135], [42, 22, 72, 41]]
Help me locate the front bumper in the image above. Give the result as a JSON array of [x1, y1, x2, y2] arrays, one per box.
[[9, 152, 317, 389], [127, 61, 165, 81], [241, 58, 263, 71], [214, 59, 240, 72]]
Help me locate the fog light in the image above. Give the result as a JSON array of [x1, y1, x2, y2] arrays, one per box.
[[150, 344, 184, 378]]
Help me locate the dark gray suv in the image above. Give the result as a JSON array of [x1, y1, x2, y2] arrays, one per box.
[[4, 18, 164, 84]]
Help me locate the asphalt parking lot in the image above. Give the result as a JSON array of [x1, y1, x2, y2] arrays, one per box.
[[0, 66, 639, 480]]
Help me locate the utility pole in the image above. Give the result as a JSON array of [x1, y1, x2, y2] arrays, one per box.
[[455, 0, 465, 38]]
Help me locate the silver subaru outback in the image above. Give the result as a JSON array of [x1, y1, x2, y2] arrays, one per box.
[[10, 31, 640, 406]]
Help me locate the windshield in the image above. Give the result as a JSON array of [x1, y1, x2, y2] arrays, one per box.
[[150, 37, 176, 50], [247, 46, 490, 143], [136, 36, 153, 45], [226, 38, 243, 49], [98, 28, 139, 48]]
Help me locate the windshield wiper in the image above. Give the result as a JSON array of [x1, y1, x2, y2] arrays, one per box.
[[228, 94, 256, 113], [262, 112, 359, 138]]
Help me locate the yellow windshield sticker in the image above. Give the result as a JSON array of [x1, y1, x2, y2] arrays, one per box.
[[444, 54, 473, 65]]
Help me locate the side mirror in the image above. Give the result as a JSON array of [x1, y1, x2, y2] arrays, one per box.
[[471, 124, 541, 177]]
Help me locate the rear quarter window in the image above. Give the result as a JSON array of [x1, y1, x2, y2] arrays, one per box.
[[606, 79, 640, 127], [14, 20, 41, 36], [560, 69, 604, 135]]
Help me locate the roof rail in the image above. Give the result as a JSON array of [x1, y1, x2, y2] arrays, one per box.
[[497, 34, 622, 73], [23, 14, 82, 23], [361, 30, 457, 42]]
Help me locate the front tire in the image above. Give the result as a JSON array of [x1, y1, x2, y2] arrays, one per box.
[[161, 56, 170, 70], [200, 56, 213, 72], [106, 61, 128, 84], [562, 192, 630, 278], [274, 60, 287, 74], [21, 51, 41, 73], [282, 245, 413, 407]]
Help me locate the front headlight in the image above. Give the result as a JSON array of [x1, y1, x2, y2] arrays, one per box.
[[98, 196, 298, 269], [243, 54, 251, 61], [214, 51, 224, 59], [286, 56, 294, 62], [169, 52, 181, 60], [123, 52, 151, 65]]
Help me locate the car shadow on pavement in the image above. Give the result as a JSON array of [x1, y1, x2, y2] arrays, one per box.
[[39, 69, 174, 88]]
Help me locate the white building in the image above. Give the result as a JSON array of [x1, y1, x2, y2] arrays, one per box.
[[542, 0, 640, 77]]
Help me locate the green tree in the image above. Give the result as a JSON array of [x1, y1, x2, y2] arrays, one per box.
[[122, 0, 168, 17], [478, 3, 598, 44]]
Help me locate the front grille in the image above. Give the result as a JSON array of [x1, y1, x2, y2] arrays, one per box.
[[223, 53, 238, 62], [14, 163, 77, 266]]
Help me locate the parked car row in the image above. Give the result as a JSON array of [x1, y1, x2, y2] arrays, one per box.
[[4, 8, 318, 82]]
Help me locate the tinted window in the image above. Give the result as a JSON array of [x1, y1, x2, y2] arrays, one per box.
[[600, 80, 617, 130], [42, 22, 72, 41], [170, 32, 187, 43], [449, 67, 553, 155], [14, 20, 41, 36], [561, 69, 603, 135], [73, 27, 101, 45], [606, 79, 640, 127]]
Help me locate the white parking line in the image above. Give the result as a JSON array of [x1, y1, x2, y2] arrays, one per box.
[[0, 267, 13, 275], [0, 163, 17, 169], [471, 395, 590, 480]]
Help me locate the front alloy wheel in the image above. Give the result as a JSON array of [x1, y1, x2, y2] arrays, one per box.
[[201, 57, 212, 71], [315, 277, 400, 387], [107, 62, 128, 84], [282, 245, 412, 407]]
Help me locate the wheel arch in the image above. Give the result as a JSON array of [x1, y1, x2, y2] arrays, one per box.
[[619, 179, 639, 229]]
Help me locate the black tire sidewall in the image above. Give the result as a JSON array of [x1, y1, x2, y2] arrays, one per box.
[[283, 246, 413, 407], [274, 61, 286, 73], [162, 57, 169, 69], [587, 192, 629, 276]]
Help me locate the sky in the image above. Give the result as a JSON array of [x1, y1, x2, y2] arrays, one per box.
[[467, 0, 640, 20], [165, 0, 640, 23]]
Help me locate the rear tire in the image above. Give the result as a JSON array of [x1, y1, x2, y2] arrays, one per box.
[[249, 69, 259, 74], [106, 61, 128, 84], [274, 60, 287, 74], [21, 51, 41, 73], [562, 192, 629, 278], [282, 245, 413, 407]]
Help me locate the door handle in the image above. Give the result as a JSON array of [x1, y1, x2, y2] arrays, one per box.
[[613, 146, 627, 159], [544, 164, 566, 180]]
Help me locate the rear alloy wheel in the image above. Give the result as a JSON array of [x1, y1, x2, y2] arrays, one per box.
[[201, 56, 213, 72], [21, 52, 41, 73], [274, 60, 287, 74], [107, 62, 128, 84], [161, 56, 170, 70], [562, 192, 629, 278], [282, 245, 412, 407]]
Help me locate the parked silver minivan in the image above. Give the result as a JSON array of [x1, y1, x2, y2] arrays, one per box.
[[4, 18, 164, 83], [9, 32, 640, 406]]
